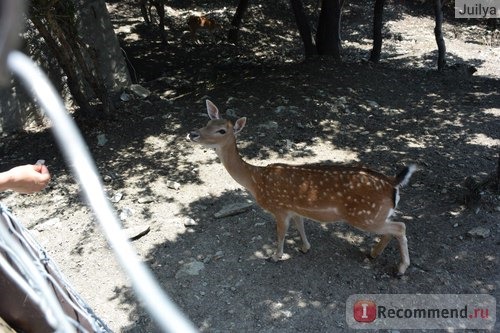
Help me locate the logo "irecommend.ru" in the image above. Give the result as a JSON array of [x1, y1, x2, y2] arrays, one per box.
[[346, 294, 496, 330]]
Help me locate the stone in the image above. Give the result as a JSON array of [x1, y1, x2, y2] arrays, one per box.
[[129, 84, 150, 98], [123, 225, 150, 241], [258, 121, 278, 130], [214, 201, 253, 218], [366, 100, 379, 108], [274, 106, 286, 114], [214, 251, 224, 260], [120, 92, 131, 101], [166, 180, 181, 190], [110, 192, 123, 203], [97, 134, 108, 146], [137, 196, 155, 204], [226, 108, 239, 118], [175, 261, 205, 279], [467, 227, 490, 238]]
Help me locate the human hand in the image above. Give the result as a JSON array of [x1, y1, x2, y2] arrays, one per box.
[[1, 163, 51, 194]]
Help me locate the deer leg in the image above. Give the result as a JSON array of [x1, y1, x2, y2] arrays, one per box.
[[293, 216, 311, 254], [374, 221, 409, 275], [270, 213, 291, 262], [370, 234, 392, 258]]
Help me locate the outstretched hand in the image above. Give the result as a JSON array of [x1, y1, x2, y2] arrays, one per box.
[[0, 164, 51, 194]]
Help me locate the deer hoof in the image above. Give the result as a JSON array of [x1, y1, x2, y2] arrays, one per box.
[[266, 254, 282, 263], [369, 248, 381, 259], [397, 262, 409, 276], [394, 266, 409, 278], [300, 244, 311, 254]]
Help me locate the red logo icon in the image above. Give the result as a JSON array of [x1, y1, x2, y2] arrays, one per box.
[[353, 300, 377, 323]]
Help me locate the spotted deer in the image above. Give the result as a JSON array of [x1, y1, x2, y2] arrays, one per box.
[[187, 15, 220, 40], [188, 100, 417, 275]]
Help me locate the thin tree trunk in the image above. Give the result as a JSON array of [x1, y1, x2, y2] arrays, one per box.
[[228, 0, 250, 43], [370, 0, 385, 62], [290, 0, 316, 58], [316, 0, 344, 58], [140, 0, 151, 25], [152, 0, 167, 43], [433, 0, 446, 70]]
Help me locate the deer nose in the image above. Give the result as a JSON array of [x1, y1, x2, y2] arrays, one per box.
[[187, 131, 200, 141]]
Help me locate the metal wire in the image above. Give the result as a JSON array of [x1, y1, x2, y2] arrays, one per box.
[[7, 49, 198, 333]]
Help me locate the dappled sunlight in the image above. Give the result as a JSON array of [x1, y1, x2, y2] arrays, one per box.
[[252, 246, 274, 260], [266, 300, 294, 320], [259, 290, 342, 328], [114, 22, 142, 43], [332, 230, 367, 247], [467, 133, 500, 147], [395, 134, 430, 149], [482, 108, 500, 117]]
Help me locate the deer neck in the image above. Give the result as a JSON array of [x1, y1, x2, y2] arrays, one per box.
[[215, 139, 259, 194]]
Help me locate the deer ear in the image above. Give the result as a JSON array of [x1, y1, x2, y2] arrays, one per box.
[[233, 117, 246, 135], [206, 100, 220, 120]]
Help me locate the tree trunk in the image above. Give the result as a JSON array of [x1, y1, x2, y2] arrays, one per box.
[[228, 0, 250, 43], [433, 0, 446, 70], [31, 0, 130, 117], [152, 1, 167, 43], [1, 0, 130, 132], [290, 0, 316, 58], [370, 0, 385, 62], [315, 0, 344, 58], [74, 0, 131, 92], [30, 14, 94, 117], [140, 0, 151, 25]]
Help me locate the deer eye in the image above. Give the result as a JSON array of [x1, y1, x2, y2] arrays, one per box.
[[217, 129, 226, 134]]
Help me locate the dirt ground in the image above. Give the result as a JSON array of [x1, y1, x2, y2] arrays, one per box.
[[1, 0, 499, 332]]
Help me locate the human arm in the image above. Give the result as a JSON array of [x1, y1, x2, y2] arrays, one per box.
[[0, 164, 50, 194]]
